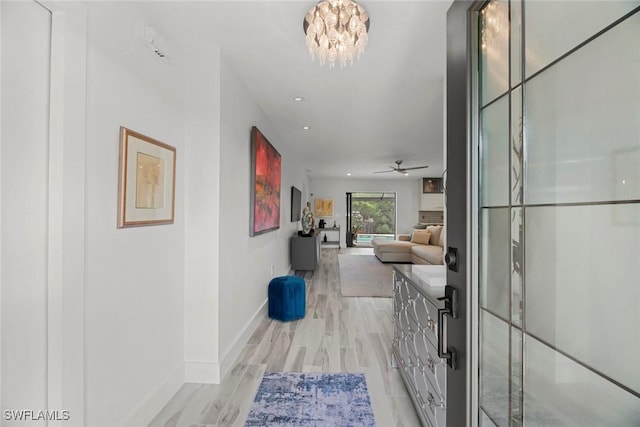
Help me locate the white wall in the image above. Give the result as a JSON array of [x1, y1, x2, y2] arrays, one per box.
[[1, 2, 50, 422], [218, 57, 305, 372], [183, 48, 222, 383], [2, 2, 312, 425], [309, 177, 421, 236], [84, 4, 186, 426]]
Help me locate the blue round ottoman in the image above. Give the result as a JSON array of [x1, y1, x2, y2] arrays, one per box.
[[268, 276, 306, 321]]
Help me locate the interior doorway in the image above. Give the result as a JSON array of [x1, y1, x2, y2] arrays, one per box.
[[345, 192, 397, 247]]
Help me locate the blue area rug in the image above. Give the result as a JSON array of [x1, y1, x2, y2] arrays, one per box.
[[245, 372, 376, 426]]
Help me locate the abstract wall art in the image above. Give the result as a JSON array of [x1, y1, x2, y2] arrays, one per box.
[[250, 126, 281, 236]]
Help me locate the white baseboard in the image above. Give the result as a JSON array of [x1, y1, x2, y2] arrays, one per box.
[[219, 298, 268, 381], [123, 363, 185, 427], [185, 360, 221, 383], [122, 300, 269, 426]]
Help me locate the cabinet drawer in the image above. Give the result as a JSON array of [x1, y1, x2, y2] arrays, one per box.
[[412, 328, 447, 400], [395, 334, 415, 378], [406, 286, 439, 347], [405, 315, 447, 400], [421, 389, 446, 427]]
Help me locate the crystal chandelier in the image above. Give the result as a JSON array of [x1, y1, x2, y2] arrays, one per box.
[[303, 0, 370, 68]]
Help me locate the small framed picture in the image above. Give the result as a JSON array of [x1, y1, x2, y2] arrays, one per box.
[[118, 127, 176, 228], [314, 198, 334, 217], [422, 178, 443, 193]]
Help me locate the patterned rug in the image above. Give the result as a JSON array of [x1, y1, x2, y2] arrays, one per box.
[[338, 254, 393, 297], [245, 372, 376, 426]]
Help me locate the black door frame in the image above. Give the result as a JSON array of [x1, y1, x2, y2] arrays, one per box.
[[446, 1, 484, 425]]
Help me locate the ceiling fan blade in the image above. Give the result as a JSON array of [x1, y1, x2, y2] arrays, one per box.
[[373, 169, 394, 174], [401, 165, 429, 171]]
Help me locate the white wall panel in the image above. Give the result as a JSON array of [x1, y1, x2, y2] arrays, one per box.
[[84, 4, 186, 426], [1, 2, 51, 423]]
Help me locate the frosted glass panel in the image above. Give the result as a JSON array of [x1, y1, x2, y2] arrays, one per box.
[[480, 0, 509, 105], [511, 87, 522, 205], [525, 204, 640, 393], [525, 1, 640, 77], [480, 410, 496, 427], [480, 311, 509, 425], [524, 336, 640, 425], [525, 12, 640, 205], [480, 208, 509, 319], [510, 0, 522, 87], [510, 208, 522, 327], [481, 95, 509, 207], [510, 326, 523, 425]]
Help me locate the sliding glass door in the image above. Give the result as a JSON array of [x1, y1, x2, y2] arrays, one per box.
[[346, 192, 396, 247]]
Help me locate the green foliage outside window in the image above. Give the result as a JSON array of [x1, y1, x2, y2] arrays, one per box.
[[351, 195, 396, 235]]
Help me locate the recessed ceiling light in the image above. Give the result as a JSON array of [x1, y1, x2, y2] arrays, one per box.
[[303, 126, 311, 130], [347, 173, 351, 176], [404, 172, 409, 176], [293, 96, 304, 102]]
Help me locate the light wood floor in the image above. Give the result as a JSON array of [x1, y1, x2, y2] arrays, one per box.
[[149, 248, 421, 427]]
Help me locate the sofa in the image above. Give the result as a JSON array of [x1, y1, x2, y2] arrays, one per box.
[[372, 224, 444, 265]]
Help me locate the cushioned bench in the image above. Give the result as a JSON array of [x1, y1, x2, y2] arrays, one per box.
[[268, 276, 306, 321]]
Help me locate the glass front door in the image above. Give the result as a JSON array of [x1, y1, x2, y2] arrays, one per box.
[[475, 1, 640, 425]]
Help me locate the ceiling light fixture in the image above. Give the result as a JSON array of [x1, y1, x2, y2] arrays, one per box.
[[293, 96, 304, 102], [303, 0, 370, 68], [303, 126, 311, 130]]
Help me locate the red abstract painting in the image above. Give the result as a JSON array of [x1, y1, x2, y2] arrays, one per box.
[[250, 127, 281, 236]]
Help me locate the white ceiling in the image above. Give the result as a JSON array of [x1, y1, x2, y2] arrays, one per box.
[[140, 0, 453, 179]]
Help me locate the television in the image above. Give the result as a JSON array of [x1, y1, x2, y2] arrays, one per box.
[[291, 186, 302, 222]]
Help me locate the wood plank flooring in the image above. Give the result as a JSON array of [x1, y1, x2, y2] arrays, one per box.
[[149, 248, 421, 427]]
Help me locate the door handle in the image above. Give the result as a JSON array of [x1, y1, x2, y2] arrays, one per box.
[[437, 285, 458, 369]]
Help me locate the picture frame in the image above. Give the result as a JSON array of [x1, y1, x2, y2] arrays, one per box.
[[291, 186, 302, 222], [118, 126, 176, 228], [422, 177, 443, 193], [314, 198, 334, 217], [250, 126, 281, 236]]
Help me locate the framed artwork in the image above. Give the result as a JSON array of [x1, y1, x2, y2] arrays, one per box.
[[422, 177, 443, 193], [314, 198, 334, 217], [250, 126, 281, 236], [118, 126, 176, 228], [291, 186, 302, 222]]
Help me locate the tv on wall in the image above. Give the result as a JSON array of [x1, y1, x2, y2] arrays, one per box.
[[291, 186, 302, 222]]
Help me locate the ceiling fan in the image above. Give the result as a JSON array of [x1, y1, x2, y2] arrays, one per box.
[[374, 160, 429, 175]]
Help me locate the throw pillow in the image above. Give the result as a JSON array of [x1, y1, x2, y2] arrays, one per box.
[[411, 230, 431, 245], [426, 225, 443, 246]]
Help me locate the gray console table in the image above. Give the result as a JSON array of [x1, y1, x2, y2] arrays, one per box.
[[392, 264, 447, 427], [290, 230, 321, 271]]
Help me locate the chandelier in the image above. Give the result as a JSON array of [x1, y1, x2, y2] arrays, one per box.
[[303, 0, 370, 68]]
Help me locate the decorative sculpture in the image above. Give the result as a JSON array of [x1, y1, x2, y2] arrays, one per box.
[[301, 202, 315, 234]]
